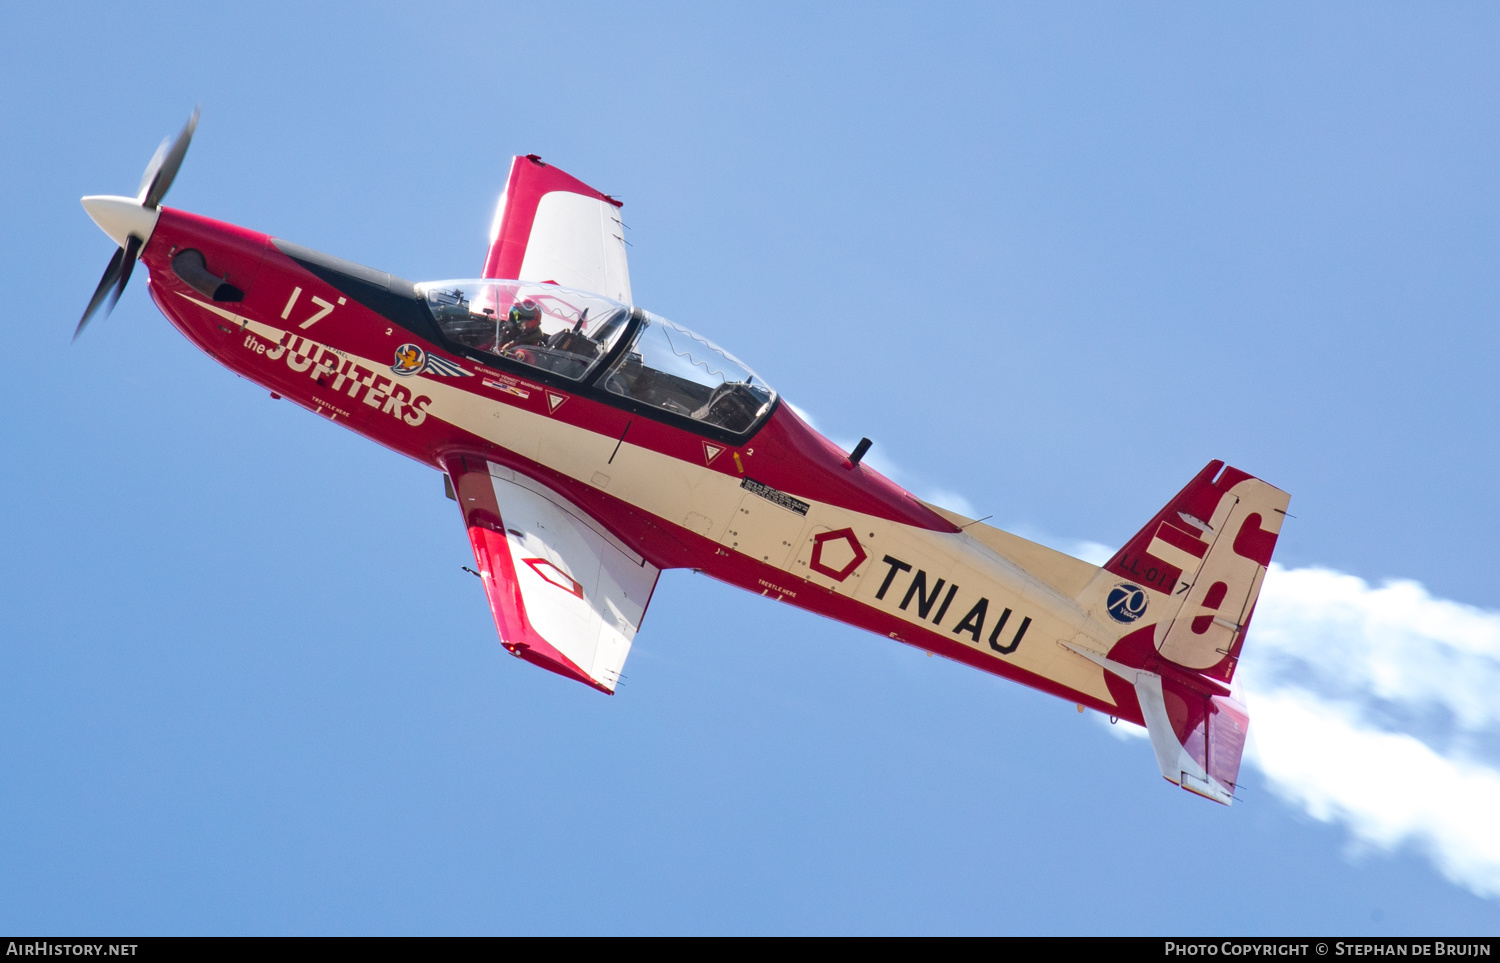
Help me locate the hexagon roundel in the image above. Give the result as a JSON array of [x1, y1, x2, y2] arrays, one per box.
[[808, 528, 868, 582]]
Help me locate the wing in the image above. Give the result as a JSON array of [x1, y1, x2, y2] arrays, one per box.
[[445, 456, 659, 694], [482, 154, 631, 304]]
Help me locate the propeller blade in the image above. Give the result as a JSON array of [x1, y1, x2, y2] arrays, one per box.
[[74, 244, 127, 341], [72, 234, 143, 342], [136, 137, 170, 200], [114, 233, 142, 302], [140, 107, 199, 209]]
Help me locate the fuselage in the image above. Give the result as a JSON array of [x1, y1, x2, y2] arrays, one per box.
[[141, 207, 1135, 719]]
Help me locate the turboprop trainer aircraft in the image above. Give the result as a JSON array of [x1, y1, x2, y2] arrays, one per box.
[[76, 112, 1289, 805]]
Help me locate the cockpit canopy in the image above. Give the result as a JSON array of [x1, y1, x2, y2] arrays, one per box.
[[422, 280, 631, 381], [418, 280, 776, 435]]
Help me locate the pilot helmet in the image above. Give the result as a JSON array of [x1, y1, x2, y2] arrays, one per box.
[[508, 299, 542, 329]]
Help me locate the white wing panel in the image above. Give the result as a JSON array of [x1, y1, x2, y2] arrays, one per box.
[[518, 191, 632, 304], [488, 470, 657, 690]]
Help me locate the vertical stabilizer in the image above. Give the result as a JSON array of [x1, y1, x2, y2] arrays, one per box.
[[1072, 461, 1288, 804], [482, 155, 631, 303], [1088, 460, 1289, 683]]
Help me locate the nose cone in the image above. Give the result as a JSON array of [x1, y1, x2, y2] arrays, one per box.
[[81, 195, 160, 249]]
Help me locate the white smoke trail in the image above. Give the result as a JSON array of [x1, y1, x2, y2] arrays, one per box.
[[1245, 686, 1500, 898], [1239, 566, 1500, 901]]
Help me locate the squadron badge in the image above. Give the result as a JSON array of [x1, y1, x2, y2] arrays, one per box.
[[391, 343, 471, 378]]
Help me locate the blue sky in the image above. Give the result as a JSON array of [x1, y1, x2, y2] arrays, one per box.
[[3, 1, 1500, 934]]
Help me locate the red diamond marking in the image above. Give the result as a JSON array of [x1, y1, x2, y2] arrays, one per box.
[[522, 557, 584, 598]]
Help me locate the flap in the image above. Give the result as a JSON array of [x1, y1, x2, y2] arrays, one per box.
[[482, 155, 631, 304], [446, 456, 659, 693]]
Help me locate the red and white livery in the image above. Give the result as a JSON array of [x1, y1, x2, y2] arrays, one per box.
[[76, 115, 1290, 804]]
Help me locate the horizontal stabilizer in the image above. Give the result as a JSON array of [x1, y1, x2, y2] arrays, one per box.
[[1064, 643, 1247, 804]]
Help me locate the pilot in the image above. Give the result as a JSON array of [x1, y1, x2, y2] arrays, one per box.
[[499, 299, 547, 351]]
